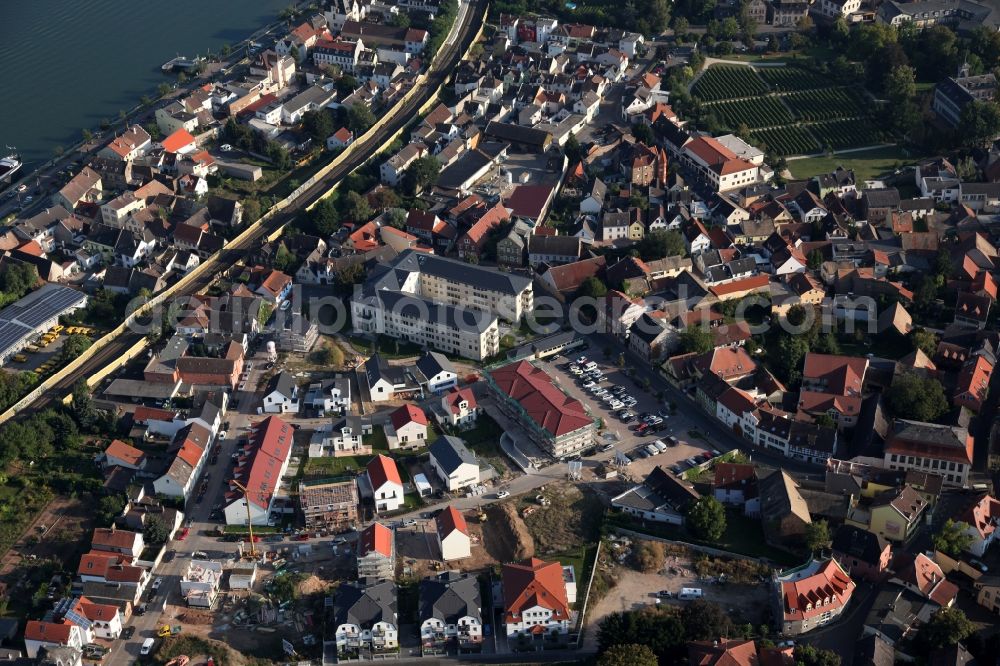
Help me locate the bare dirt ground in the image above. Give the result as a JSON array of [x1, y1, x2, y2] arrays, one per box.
[[396, 509, 502, 579], [583, 543, 771, 650], [522, 482, 603, 556], [483, 502, 534, 562], [0, 496, 95, 578]]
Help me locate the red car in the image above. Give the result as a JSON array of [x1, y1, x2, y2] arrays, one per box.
[[175, 528, 189, 541], [294, 534, 311, 541], [245, 535, 261, 543]]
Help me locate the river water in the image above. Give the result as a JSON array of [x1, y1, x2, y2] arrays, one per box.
[[0, 0, 294, 170]]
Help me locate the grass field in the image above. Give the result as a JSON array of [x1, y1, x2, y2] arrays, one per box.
[[788, 145, 923, 180]]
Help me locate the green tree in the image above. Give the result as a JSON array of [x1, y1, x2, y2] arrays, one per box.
[[597, 608, 685, 661], [598, 644, 658, 666], [342, 191, 372, 222], [805, 519, 831, 552], [637, 230, 686, 260], [58, 334, 93, 364], [347, 103, 376, 134], [884, 65, 920, 134], [302, 109, 335, 143], [273, 245, 296, 272], [959, 100, 1000, 147], [564, 133, 583, 164], [336, 74, 359, 97], [577, 276, 608, 299], [686, 496, 726, 541], [370, 188, 400, 212], [918, 607, 975, 651], [910, 328, 939, 357], [681, 600, 733, 641], [402, 156, 442, 195], [632, 123, 654, 145], [81, 129, 93, 142], [242, 198, 262, 224], [807, 249, 824, 269], [144, 515, 171, 544], [679, 326, 713, 354], [885, 372, 948, 421], [933, 519, 975, 557], [310, 198, 341, 236], [157, 83, 172, 97], [98, 495, 126, 527], [794, 645, 842, 666], [72, 379, 95, 431], [0, 263, 39, 298], [385, 208, 407, 229]]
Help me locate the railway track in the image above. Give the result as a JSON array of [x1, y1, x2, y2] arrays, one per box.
[[23, 0, 486, 417]]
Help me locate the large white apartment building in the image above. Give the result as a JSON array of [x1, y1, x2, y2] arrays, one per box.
[[350, 251, 533, 361]]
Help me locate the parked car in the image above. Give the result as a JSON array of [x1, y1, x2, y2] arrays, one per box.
[[497, 490, 510, 499], [575, 356, 588, 365], [599, 443, 615, 452], [140, 638, 155, 655], [656, 590, 673, 598], [670, 464, 683, 475], [653, 440, 668, 453], [151, 577, 163, 591], [123, 626, 135, 639]]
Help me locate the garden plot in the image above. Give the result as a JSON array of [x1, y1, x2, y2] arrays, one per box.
[[691, 66, 767, 101], [691, 62, 885, 157]]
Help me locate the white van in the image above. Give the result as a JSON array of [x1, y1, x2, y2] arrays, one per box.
[[653, 440, 668, 453], [140, 638, 155, 655], [645, 444, 659, 457], [678, 588, 704, 600]]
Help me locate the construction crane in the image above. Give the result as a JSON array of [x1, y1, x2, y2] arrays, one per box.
[[230, 479, 257, 558]]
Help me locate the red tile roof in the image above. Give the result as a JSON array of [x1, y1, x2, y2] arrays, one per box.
[[709, 274, 770, 298], [236, 416, 293, 510], [688, 639, 759, 666], [444, 387, 478, 414], [490, 361, 592, 437], [954, 355, 993, 411], [390, 403, 428, 429], [349, 221, 381, 252], [104, 439, 145, 467], [504, 184, 554, 219], [542, 256, 606, 293], [436, 505, 469, 539], [956, 494, 1000, 540], [161, 128, 196, 153], [778, 559, 855, 623], [24, 620, 73, 644], [502, 557, 570, 623], [133, 406, 178, 422], [359, 521, 393, 558], [713, 463, 756, 491], [367, 453, 402, 490], [91, 528, 140, 551], [799, 353, 868, 418], [894, 553, 958, 606]]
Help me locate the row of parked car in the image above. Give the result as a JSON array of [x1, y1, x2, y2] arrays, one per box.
[[568, 357, 641, 417], [668, 450, 722, 476]]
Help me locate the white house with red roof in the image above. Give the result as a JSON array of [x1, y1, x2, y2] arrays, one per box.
[[772, 558, 855, 635], [441, 387, 480, 428], [681, 136, 760, 193], [153, 422, 212, 501], [386, 404, 429, 450], [436, 506, 471, 561], [953, 494, 1000, 557], [367, 454, 404, 512], [358, 521, 395, 580], [23, 620, 86, 659], [224, 416, 294, 525], [91, 527, 144, 559], [99, 439, 146, 471], [327, 127, 354, 150], [24, 595, 124, 657], [488, 360, 595, 458], [98, 125, 152, 162], [160, 128, 197, 155], [77, 551, 148, 595], [501, 557, 576, 638]]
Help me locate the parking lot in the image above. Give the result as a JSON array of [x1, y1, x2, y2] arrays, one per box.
[[533, 354, 719, 478]]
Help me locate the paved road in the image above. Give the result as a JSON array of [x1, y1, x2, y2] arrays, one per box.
[[20, 0, 486, 421]]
